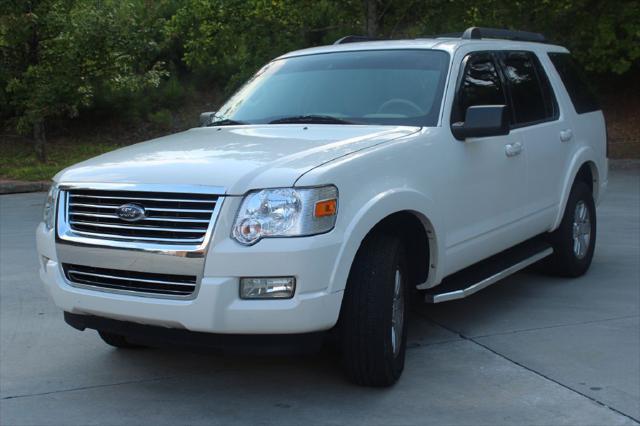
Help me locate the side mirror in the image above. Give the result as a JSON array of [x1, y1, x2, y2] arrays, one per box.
[[451, 105, 509, 141], [200, 111, 217, 127]]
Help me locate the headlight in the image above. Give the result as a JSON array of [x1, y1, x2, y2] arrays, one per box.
[[232, 186, 338, 245], [43, 183, 60, 230]]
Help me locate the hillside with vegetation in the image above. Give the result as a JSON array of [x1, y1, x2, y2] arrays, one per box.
[[1, 0, 638, 181]]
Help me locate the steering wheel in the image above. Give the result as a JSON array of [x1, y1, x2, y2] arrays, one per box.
[[377, 98, 424, 116]]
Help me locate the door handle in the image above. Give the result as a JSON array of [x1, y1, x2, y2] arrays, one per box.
[[560, 129, 573, 142], [505, 142, 523, 157]]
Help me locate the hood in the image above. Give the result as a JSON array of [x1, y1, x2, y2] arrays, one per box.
[[55, 125, 419, 194]]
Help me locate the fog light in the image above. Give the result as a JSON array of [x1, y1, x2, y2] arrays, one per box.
[[240, 277, 295, 299]]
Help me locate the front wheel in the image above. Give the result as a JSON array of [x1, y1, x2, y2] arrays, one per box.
[[544, 181, 596, 277], [339, 231, 409, 387]]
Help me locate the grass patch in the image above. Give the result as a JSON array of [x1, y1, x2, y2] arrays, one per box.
[[0, 138, 122, 181], [0, 82, 225, 182], [0, 88, 220, 182]]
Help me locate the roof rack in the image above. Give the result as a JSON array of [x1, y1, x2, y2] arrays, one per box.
[[333, 35, 381, 45], [334, 27, 547, 46], [447, 27, 547, 43]]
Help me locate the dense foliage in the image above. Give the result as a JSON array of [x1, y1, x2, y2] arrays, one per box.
[[1, 0, 638, 160]]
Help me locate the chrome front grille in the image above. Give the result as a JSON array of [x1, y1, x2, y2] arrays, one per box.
[[65, 189, 220, 244], [56, 184, 225, 299], [62, 263, 197, 297]]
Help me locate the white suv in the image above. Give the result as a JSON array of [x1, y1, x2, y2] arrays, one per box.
[[36, 27, 607, 386]]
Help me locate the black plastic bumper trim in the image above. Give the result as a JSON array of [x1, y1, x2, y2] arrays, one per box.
[[64, 312, 325, 354]]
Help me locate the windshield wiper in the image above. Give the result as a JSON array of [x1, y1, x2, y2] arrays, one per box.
[[207, 119, 248, 126], [269, 115, 354, 125]]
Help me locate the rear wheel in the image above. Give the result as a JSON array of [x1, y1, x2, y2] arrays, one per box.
[[98, 331, 145, 349], [339, 231, 409, 387], [544, 181, 596, 277]]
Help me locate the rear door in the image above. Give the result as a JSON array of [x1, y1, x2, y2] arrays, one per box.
[[496, 50, 567, 230], [547, 52, 607, 198]]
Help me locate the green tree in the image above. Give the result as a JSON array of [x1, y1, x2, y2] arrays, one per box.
[[403, 0, 640, 75], [166, 0, 363, 91], [346, 0, 639, 76], [167, 0, 303, 90], [1, 0, 638, 164], [465, 0, 639, 74], [1, 0, 170, 161]]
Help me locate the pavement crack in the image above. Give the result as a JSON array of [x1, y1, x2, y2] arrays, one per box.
[[2, 376, 174, 401], [406, 337, 461, 350], [419, 312, 640, 425], [469, 314, 640, 339]]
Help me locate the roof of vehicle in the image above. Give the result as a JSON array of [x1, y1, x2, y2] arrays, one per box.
[[279, 27, 569, 60]]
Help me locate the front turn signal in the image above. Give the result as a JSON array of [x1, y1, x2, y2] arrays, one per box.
[[314, 199, 337, 218]]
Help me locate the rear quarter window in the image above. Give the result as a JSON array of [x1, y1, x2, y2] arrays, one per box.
[[548, 53, 601, 114]]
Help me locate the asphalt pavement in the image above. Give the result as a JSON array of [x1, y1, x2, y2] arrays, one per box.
[[1, 167, 638, 425]]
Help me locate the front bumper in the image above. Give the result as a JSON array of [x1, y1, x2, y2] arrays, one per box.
[[37, 220, 344, 334]]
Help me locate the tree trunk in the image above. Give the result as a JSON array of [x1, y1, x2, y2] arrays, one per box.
[[364, 0, 378, 37], [33, 119, 46, 163], [27, 3, 46, 163]]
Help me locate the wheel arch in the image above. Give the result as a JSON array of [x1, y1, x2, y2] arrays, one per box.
[[552, 148, 601, 230], [575, 161, 598, 199], [329, 189, 443, 295], [363, 210, 433, 288]]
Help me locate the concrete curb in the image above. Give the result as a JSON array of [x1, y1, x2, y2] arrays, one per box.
[[609, 159, 640, 170], [0, 180, 50, 195], [0, 159, 638, 195]]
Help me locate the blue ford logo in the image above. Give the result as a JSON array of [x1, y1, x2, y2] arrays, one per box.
[[116, 203, 146, 222]]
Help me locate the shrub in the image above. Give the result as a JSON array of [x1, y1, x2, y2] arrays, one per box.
[[147, 109, 173, 131]]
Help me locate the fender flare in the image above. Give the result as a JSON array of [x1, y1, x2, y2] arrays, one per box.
[[551, 146, 600, 230], [328, 188, 444, 294]]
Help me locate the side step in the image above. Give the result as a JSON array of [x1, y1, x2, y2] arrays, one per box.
[[425, 238, 553, 303]]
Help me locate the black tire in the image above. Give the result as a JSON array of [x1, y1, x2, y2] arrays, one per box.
[[543, 181, 596, 277], [98, 331, 144, 349], [339, 231, 410, 387]]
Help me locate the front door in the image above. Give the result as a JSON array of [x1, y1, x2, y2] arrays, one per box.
[[442, 52, 527, 273]]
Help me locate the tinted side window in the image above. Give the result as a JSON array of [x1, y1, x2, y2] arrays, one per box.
[[454, 53, 506, 123], [534, 55, 557, 120], [548, 53, 600, 114], [500, 51, 553, 125]]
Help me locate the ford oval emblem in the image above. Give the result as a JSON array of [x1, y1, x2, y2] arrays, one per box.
[[116, 203, 146, 222]]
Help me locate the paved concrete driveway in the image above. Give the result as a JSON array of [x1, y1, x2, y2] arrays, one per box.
[[1, 168, 638, 426]]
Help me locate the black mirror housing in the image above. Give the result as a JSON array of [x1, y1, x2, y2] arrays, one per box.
[[451, 105, 510, 140], [200, 111, 217, 127]]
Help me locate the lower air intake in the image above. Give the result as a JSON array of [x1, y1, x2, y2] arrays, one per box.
[[62, 263, 197, 297]]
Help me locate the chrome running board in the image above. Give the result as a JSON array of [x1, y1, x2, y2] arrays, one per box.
[[425, 238, 553, 304]]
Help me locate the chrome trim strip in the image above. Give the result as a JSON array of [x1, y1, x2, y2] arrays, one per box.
[[69, 194, 217, 203], [426, 248, 553, 303], [65, 279, 193, 297], [67, 270, 196, 287], [65, 229, 205, 243], [69, 202, 215, 213], [69, 221, 207, 233], [58, 182, 225, 195], [69, 212, 211, 223]]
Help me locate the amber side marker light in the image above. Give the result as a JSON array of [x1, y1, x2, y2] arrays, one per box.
[[314, 199, 337, 217]]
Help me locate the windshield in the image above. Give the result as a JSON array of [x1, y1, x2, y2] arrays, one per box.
[[214, 49, 450, 127]]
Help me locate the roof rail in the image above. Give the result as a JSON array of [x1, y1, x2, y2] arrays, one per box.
[[460, 27, 546, 43], [334, 27, 546, 45], [333, 35, 381, 45]]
